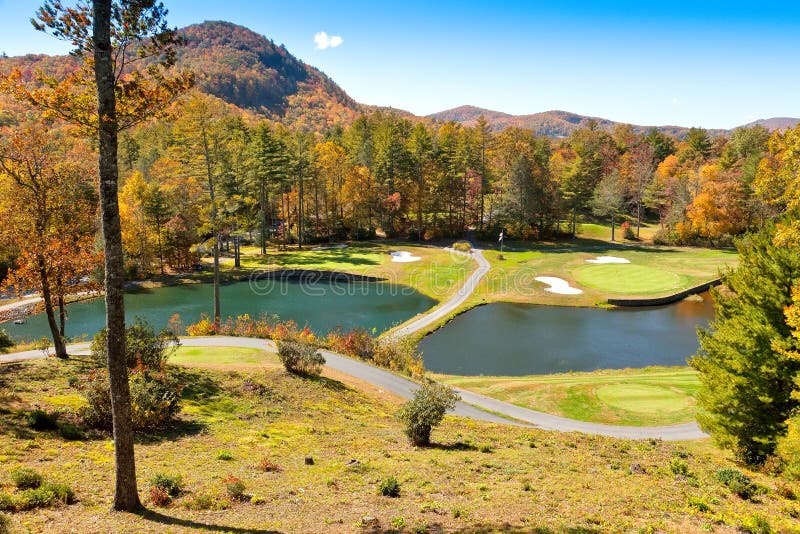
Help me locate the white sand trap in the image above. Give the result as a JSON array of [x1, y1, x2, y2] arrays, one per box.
[[311, 244, 348, 251], [586, 256, 630, 264], [535, 276, 583, 295], [391, 251, 422, 263]]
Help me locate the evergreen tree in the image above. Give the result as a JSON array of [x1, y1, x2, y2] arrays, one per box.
[[690, 227, 800, 463]]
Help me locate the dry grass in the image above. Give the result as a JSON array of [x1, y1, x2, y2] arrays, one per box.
[[0, 355, 797, 533]]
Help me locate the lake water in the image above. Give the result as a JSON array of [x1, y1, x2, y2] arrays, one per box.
[[418, 295, 715, 375], [5, 280, 437, 342]]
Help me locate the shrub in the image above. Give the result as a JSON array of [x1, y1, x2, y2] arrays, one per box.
[[452, 241, 472, 253], [90, 317, 179, 370], [669, 458, 690, 477], [397, 381, 460, 446], [0, 494, 12, 512], [150, 473, 183, 497], [216, 450, 234, 461], [0, 329, 13, 354], [740, 513, 773, 534], [277, 341, 325, 376], [186, 315, 217, 336], [621, 221, 637, 240], [58, 423, 84, 441], [14, 483, 74, 510], [378, 476, 401, 497], [77, 369, 182, 430], [149, 486, 171, 507], [222, 475, 246, 500], [26, 409, 58, 431], [183, 492, 228, 511], [326, 327, 375, 360], [0, 512, 9, 534], [258, 457, 281, 472], [372, 338, 425, 377], [11, 468, 42, 490], [716, 467, 757, 499]]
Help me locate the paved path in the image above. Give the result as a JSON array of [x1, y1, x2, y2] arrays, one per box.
[[390, 248, 490, 338], [0, 336, 707, 440]]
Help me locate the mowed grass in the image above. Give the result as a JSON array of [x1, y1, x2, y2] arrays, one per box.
[[0, 354, 797, 533], [217, 242, 474, 302], [170, 346, 278, 368], [434, 366, 701, 426], [573, 263, 685, 294]]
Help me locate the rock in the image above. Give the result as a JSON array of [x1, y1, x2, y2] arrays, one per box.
[[630, 463, 647, 474], [304, 456, 314, 465], [346, 459, 360, 467], [360, 516, 379, 528]]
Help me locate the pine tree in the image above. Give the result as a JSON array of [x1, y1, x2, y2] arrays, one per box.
[[690, 227, 800, 463]]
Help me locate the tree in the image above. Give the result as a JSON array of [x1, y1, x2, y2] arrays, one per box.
[[591, 171, 625, 241], [3, 0, 193, 511], [0, 125, 99, 358], [690, 228, 800, 463], [397, 381, 460, 446]]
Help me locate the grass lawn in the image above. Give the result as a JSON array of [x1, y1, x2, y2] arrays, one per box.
[[575, 221, 658, 243], [216, 242, 474, 302], [170, 346, 278, 369], [573, 263, 685, 294], [0, 354, 796, 532], [434, 366, 701, 426]]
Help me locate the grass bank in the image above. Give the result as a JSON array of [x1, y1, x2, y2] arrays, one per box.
[[0, 352, 796, 532]]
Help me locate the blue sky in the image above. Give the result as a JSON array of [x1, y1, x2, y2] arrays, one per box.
[[1, 0, 799, 129]]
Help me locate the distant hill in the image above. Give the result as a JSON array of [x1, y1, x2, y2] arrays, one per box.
[[740, 117, 800, 131], [427, 105, 731, 139]]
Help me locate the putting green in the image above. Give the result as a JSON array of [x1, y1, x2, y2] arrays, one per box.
[[171, 346, 275, 367], [595, 383, 689, 413], [572, 263, 682, 294]]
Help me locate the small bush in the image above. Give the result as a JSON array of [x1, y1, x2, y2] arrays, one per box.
[[716, 467, 757, 499], [77, 369, 182, 430], [11, 468, 42, 490], [14, 483, 74, 510], [258, 457, 281, 472], [686, 495, 711, 512], [397, 381, 460, 446], [277, 341, 325, 376], [149, 486, 171, 507], [58, 423, 84, 441], [222, 475, 246, 500], [26, 409, 58, 431], [740, 513, 773, 534], [0, 328, 14, 354], [452, 241, 472, 252], [183, 493, 228, 511], [0, 493, 13, 512], [0, 512, 10, 534], [378, 476, 401, 497], [669, 458, 690, 477], [216, 450, 234, 461], [90, 317, 179, 370], [150, 473, 182, 497]]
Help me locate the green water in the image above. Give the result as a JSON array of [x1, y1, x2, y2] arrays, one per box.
[[419, 294, 715, 376], [6, 280, 436, 342]]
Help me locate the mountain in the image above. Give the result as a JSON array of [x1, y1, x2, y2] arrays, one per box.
[[427, 105, 730, 139], [740, 117, 800, 131], [0, 21, 363, 131]]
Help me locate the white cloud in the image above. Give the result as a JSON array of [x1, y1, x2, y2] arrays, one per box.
[[314, 31, 343, 50]]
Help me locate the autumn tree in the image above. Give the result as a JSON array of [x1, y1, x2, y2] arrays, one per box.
[[0, 125, 99, 357], [2, 0, 193, 511], [591, 171, 625, 241]]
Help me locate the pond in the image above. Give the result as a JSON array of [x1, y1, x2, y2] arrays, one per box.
[[6, 279, 437, 343], [419, 295, 715, 376]]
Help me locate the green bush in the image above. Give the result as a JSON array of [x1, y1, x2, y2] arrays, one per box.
[[216, 450, 234, 461], [378, 476, 401, 497], [183, 492, 229, 511], [58, 423, 84, 441], [13, 483, 74, 510], [150, 473, 183, 497], [740, 513, 773, 534], [0, 512, 10, 534], [10, 468, 42, 490], [452, 241, 472, 252], [277, 341, 325, 376], [716, 467, 757, 499], [0, 329, 14, 354], [222, 475, 246, 500], [77, 369, 182, 430], [26, 409, 58, 431], [669, 458, 690, 477], [91, 317, 179, 370], [397, 381, 460, 446]]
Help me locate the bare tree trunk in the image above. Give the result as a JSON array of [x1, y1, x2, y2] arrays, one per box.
[[38, 257, 67, 359], [611, 213, 615, 241], [94, 0, 141, 512], [58, 292, 66, 339]]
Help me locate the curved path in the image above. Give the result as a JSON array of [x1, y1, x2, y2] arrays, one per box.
[[389, 248, 490, 338], [0, 335, 706, 441], [0, 245, 707, 440]]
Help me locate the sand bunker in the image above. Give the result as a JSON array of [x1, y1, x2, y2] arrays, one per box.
[[311, 244, 348, 251], [586, 256, 630, 264], [391, 251, 422, 263], [535, 276, 583, 295]]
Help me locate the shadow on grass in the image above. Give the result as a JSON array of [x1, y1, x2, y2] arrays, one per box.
[[426, 440, 480, 452], [302, 373, 351, 393], [137, 508, 280, 533]]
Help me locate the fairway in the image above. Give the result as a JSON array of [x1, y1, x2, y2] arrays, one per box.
[[573, 263, 684, 294], [435, 366, 700, 426], [171, 346, 277, 368]]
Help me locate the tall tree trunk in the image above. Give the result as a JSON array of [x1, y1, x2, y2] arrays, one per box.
[[200, 121, 220, 324], [611, 213, 615, 241], [260, 181, 267, 254], [58, 292, 66, 339], [38, 257, 67, 359], [93, 0, 141, 512]]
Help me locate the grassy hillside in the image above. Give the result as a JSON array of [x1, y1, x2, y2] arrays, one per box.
[[0, 352, 797, 532]]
